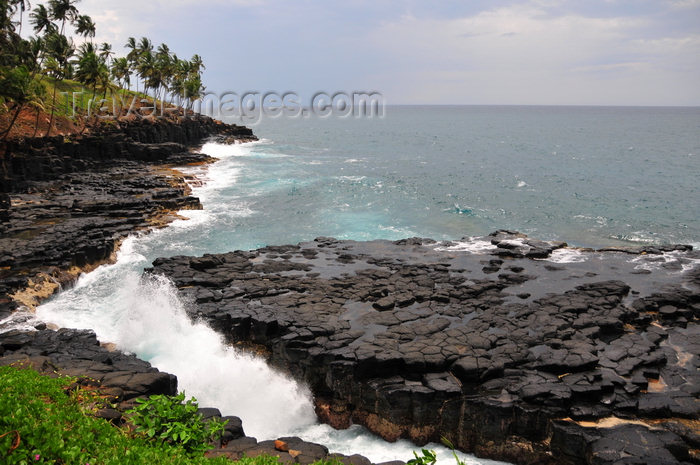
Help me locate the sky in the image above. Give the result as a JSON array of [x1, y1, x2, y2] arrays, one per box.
[[69, 0, 700, 105]]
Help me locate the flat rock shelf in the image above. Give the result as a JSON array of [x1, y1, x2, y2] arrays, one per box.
[[148, 231, 700, 465]]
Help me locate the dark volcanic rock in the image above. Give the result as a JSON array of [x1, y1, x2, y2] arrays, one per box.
[[149, 233, 700, 465], [0, 116, 257, 316], [0, 328, 177, 401]]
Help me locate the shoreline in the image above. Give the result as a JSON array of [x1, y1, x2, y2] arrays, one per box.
[[1, 127, 698, 465], [0, 116, 255, 316], [0, 123, 414, 465]]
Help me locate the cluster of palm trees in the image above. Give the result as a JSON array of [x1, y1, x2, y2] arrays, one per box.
[[1, 0, 207, 140], [123, 37, 206, 112]]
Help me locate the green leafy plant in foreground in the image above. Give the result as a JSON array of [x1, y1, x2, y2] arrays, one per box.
[[408, 437, 470, 465], [407, 448, 437, 465], [0, 365, 232, 465], [0, 365, 354, 465], [126, 392, 227, 454], [441, 437, 468, 465]]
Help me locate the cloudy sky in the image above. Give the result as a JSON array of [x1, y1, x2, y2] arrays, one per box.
[[74, 0, 700, 105]]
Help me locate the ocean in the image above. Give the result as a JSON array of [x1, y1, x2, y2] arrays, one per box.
[[29, 105, 700, 464]]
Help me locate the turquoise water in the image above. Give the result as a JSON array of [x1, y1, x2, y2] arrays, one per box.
[[222, 105, 699, 249]]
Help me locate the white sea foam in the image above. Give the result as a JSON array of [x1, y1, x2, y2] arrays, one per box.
[[630, 250, 700, 274], [540, 248, 589, 263], [434, 237, 496, 254], [36, 244, 315, 438], [29, 137, 510, 465], [0, 309, 41, 334]]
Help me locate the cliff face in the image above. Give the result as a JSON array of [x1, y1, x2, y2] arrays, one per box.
[[0, 116, 255, 317], [0, 116, 255, 193]]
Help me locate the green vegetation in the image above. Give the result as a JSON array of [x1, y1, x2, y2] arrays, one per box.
[[0, 365, 356, 465], [407, 448, 437, 465], [126, 393, 227, 455], [407, 439, 469, 465], [1, 0, 207, 140], [0, 365, 233, 464]]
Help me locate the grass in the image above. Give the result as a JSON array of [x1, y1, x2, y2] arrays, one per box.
[[2, 75, 189, 139], [0, 365, 233, 464], [39, 77, 163, 119], [0, 365, 341, 465]]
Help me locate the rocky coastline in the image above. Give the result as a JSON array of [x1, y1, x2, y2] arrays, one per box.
[[0, 328, 399, 465], [0, 117, 397, 465], [1, 119, 698, 465], [146, 233, 700, 465], [0, 116, 255, 316]]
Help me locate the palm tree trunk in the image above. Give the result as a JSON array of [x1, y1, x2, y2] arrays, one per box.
[[1, 104, 25, 141], [46, 81, 59, 137], [33, 108, 41, 138]]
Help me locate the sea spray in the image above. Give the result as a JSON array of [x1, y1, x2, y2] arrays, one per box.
[[34, 239, 507, 464], [36, 238, 317, 438], [34, 139, 510, 464]]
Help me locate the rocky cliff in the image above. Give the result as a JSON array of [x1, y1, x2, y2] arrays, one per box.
[[0, 116, 255, 317]]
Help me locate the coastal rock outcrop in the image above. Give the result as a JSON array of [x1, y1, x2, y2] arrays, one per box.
[[148, 232, 700, 465], [0, 116, 256, 317]]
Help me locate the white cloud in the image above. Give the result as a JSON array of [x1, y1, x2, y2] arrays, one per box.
[[76, 0, 265, 53], [669, 0, 700, 9], [365, 2, 700, 104]]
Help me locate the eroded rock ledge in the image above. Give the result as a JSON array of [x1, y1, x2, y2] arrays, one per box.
[[0, 116, 256, 317], [148, 231, 700, 465]]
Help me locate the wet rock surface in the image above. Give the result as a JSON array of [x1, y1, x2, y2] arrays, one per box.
[[0, 328, 178, 405], [149, 231, 700, 465], [0, 117, 256, 317]]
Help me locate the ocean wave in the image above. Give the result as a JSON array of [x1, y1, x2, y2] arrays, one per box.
[[540, 248, 589, 263], [434, 237, 496, 254]]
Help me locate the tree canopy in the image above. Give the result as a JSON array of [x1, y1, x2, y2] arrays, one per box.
[[1, 0, 208, 139]]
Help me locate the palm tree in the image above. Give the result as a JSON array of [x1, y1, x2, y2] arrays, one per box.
[[96, 65, 115, 101], [27, 36, 44, 72], [74, 14, 94, 40], [167, 58, 184, 110], [48, 0, 79, 35], [28, 81, 48, 137], [77, 40, 95, 56], [74, 47, 102, 102], [110, 56, 130, 110], [98, 42, 113, 65], [43, 31, 74, 136], [136, 39, 154, 99], [13, 0, 29, 34], [183, 74, 204, 112], [153, 43, 172, 101], [190, 54, 205, 74], [138, 36, 153, 56], [0, 2, 37, 140], [30, 4, 56, 35], [0, 66, 34, 140], [124, 36, 139, 92]]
